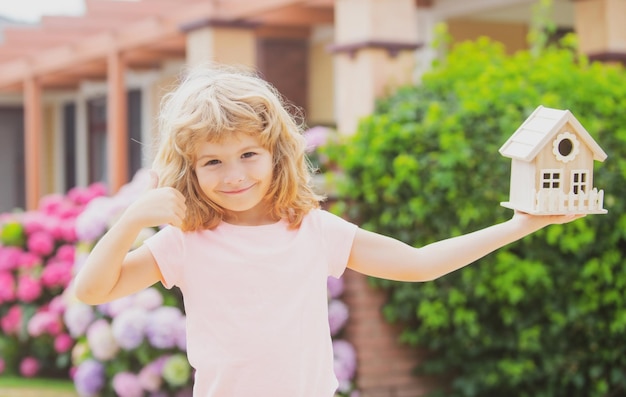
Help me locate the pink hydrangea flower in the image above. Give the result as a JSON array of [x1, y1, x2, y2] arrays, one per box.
[[75, 196, 117, 242], [19, 251, 42, 269], [64, 301, 95, 337], [19, 357, 40, 377], [55, 244, 76, 262], [111, 307, 149, 350], [333, 339, 357, 383], [48, 295, 67, 315], [68, 182, 108, 205], [54, 333, 74, 353], [41, 259, 73, 289], [112, 372, 143, 397], [57, 220, 78, 242], [38, 193, 66, 215], [0, 246, 22, 271], [74, 359, 105, 396], [327, 276, 345, 299], [138, 356, 168, 392], [304, 126, 331, 152], [86, 319, 120, 361], [22, 212, 48, 235], [27, 230, 55, 257], [106, 295, 136, 318], [328, 299, 349, 336], [145, 306, 184, 349], [16, 274, 42, 303], [28, 310, 62, 337], [0, 271, 16, 303], [1, 305, 22, 335], [134, 288, 164, 311]]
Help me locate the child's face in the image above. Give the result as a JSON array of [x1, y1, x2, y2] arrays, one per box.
[[193, 133, 275, 225]]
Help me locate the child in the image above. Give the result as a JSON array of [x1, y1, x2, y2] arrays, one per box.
[[73, 64, 583, 397]]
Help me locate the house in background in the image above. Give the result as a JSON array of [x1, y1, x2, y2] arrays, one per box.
[[500, 105, 608, 215], [0, 0, 624, 214], [0, 0, 623, 395]]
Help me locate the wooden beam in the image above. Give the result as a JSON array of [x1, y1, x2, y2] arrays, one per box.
[[250, 5, 333, 26], [38, 61, 108, 88], [304, 0, 334, 7], [24, 77, 42, 211], [41, 15, 141, 31], [215, 0, 311, 19], [3, 28, 84, 46], [123, 48, 185, 68], [85, 0, 196, 17]]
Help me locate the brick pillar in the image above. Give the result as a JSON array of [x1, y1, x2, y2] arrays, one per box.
[[331, 0, 422, 135], [343, 269, 435, 396], [573, 0, 626, 63], [182, 19, 257, 68]]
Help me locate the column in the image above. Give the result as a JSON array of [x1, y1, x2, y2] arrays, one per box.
[[107, 51, 128, 193], [331, 0, 422, 135], [574, 0, 626, 63], [24, 77, 42, 210], [182, 19, 257, 68]]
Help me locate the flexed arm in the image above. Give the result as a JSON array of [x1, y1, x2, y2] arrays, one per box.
[[73, 174, 187, 305], [347, 212, 584, 282]]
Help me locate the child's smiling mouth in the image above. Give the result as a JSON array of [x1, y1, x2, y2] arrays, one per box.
[[221, 184, 255, 195]]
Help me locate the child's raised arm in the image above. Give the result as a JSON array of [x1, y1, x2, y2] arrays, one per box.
[[73, 176, 186, 305], [347, 212, 584, 282]]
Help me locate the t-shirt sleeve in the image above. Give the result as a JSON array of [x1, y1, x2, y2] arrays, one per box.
[[318, 209, 358, 278], [143, 226, 185, 289]]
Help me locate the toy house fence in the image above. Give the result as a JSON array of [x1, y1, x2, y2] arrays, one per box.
[[534, 188, 604, 213]]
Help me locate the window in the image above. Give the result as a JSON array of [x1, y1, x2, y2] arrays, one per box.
[[541, 169, 562, 189], [571, 170, 589, 194]]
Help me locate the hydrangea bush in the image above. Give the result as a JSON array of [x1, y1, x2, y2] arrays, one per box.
[[66, 169, 193, 397], [328, 276, 358, 397], [66, 288, 192, 397], [0, 182, 107, 378]]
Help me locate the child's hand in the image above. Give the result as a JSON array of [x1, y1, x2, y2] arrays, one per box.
[[123, 171, 187, 229], [511, 210, 585, 230]]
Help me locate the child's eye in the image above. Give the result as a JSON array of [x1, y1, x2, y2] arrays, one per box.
[[203, 159, 221, 166], [242, 152, 257, 159]]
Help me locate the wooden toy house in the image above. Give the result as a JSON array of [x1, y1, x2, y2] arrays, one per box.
[[499, 105, 607, 215]]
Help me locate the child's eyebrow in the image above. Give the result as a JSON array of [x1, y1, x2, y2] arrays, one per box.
[[196, 145, 265, 160]]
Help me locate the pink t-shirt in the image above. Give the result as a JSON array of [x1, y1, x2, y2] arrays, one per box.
[[144, 208, 358, 397]]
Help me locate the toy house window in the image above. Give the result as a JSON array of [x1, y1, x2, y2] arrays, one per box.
[[541, 170, 561, 189], [571, 170, 589, 194], [552, 131, 580, 163]]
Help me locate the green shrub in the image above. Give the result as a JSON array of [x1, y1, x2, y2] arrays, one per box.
[[328, 36, 626, 397]]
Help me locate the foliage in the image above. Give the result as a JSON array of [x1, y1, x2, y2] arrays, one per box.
[[0, 183, 107, 378], [326, 35, 626, 397]]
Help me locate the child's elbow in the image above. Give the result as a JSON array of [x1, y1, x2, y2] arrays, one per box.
[[72, 276, 103, 306]]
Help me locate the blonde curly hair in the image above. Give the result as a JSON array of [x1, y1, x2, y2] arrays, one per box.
[[152, 64, 323, 231]]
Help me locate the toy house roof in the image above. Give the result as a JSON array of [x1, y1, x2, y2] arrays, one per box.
[[499, 105, 607, 162]]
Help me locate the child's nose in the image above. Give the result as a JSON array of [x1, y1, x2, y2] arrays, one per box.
[[223, 164, 245, 184]]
